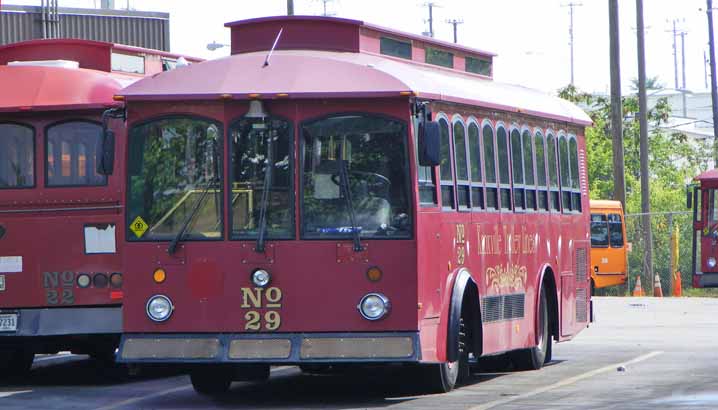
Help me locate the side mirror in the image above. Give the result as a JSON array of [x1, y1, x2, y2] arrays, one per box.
[[686, 186, 693, 209], [96, 128, 115, 176], [418, 121, 441, 167]]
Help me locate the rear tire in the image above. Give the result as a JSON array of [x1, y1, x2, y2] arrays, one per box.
[[1, 348, 34, 376], [511, 287, 550, 371], [190, 366, 233, 395]]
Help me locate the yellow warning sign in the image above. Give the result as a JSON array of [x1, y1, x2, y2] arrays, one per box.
[[130, 216, 149, 238]]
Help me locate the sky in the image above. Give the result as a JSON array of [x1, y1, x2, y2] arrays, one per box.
[[4, 0, 716, 95]]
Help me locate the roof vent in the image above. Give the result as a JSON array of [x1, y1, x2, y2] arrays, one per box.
[[8, 60, 80, 69]]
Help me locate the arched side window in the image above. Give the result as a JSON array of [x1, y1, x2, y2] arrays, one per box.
[[0, 123, 35, 189], [438, 115, 455, 210], [453, 117, 470, 211], [569, 135, 582, 212], [483, 122, 499, 210], [558, 133, 571, 212], [534, 130, 549, 211], [546, 132, 560, 212], [46, 121, 106, 187], [468, 119, 484, 210], [510, 127, 524, 211], [497, 124, 512, 211], [522, 128, 536, 211]]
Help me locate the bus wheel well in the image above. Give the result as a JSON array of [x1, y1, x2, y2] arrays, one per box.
[[542, 268, 559, 341], [447, 270, 482, 362]]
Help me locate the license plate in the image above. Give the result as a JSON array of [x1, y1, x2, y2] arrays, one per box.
[[0, 314, 17, 332]]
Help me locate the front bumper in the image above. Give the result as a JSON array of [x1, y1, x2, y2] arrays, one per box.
[[119, 332, 420, 364], [0, 306, 121, 337], [695, 272, 718, 288]]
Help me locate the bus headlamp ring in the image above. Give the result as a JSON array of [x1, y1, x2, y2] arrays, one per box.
[[357, 293, 390, 321], [146, 295, 174, 322]]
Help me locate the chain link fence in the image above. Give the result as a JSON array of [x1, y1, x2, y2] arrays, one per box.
[[596, 211, 693, 296]]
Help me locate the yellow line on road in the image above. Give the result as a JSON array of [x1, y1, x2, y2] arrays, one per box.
[[467, 351, 664, 410], [94, 366, 294, 410]]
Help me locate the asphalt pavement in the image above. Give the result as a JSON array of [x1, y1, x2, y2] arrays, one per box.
[[1, 296, 717, 410]]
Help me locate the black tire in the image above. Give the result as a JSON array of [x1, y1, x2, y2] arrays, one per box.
[[299, 364, 333, 374], [422, 317, 470, 393], [511, 287, 550, 371], [0, 348, 34, 379], [190, 366, 233, 395]]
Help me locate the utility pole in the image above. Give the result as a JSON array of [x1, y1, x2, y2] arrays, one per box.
[[636, 0, 654, 286], [422, 2, 438, 38], [319, 0, 334, 16], [287, 0, 294, 16], [562, 2, 583, 85], [707, 0, 718, 164], [668, 19, 680, 89], [705, 50, 710, 90], [446, 18, 464, 43], [609, 0, 626, 209], [681, 31, 688, 117]]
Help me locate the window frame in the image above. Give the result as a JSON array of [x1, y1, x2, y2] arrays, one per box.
[[437, 113, 456, 211], [380, 36, 413, 60], [452, 115, 471, 212], [546, 130, 561, 213], [568, 134, 582, 213], [467, 116, 485, 211], [413, 116, 439, 208], [496, 122, 512, 212], [125, 114, 225, 243], [558, 131, 571, 214], [521, 125, 537, 212], [509, 125, 525, 212], [297, 111, 414, 241], [482, 120, 500, 212], [0, 121, 36, 190], [534, 128, 549, 213], [228, 114, 296, 241], [44, 119, 107, 188]]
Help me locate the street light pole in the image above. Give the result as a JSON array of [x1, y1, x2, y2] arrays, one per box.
[[707, 0, 718, 164]]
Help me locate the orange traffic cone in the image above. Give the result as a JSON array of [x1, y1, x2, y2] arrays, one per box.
[[673, 271, 682, 297], [653, 274, 663, 297], [632, 276, 645, 297]]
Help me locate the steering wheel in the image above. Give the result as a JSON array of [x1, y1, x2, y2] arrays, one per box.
[[330, 171, 391, 196]]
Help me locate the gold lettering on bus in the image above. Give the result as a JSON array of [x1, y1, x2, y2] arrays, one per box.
[[456, 224, 466, 265], [477, 225, 538, 257], [240, 286, 283, 331], [486, 264, 528, 293], [477, 225, 502, 255]]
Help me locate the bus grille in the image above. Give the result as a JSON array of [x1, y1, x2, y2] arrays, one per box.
[[575, 288, 588, 323], [575, 248, 587, 282], [481, 293, 525, 323]]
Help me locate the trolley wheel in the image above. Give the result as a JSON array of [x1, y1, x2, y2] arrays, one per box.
[[0, 348, 34, 378], [511, 287, 550, 371], [299, 364, 333, 374], [421, 317, 469, 393], [190, 366, 233, 395]]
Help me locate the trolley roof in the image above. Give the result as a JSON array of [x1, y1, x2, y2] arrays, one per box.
[[0, 65, 127, 112], [694, 169, 718, 183], [119, 49, 592, 126]]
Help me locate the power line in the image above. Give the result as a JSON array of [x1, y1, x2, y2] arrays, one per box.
[[446, 18, 463, 43], [561, 2, 583, 85]]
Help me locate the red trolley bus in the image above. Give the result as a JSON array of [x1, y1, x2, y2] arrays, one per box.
[[689, 169, 718, 288], [0, 39, 200, 375], [115, 16, 592, 394]]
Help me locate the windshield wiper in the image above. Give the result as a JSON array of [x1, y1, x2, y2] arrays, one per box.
[[255, 133, 274, 253], [338, 157, 363, 252], [167, 177, 217, 255]]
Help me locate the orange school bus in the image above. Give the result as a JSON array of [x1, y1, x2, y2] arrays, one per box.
[[589, 200, 628, 293]]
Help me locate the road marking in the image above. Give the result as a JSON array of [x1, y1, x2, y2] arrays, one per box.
[[94, 366, 295, 410], [467, 351, 663, 410], [0, 391, 32, 399]]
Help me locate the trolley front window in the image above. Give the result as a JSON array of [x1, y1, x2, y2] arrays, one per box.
[[230, 117, 293, 240], [301, 114, 412, 239], [46, 121, 106, 187], [127, 117, 222, 241], [590, 213, 608, 247], [608, 213, 624, 248], [0, 123, 34, 189]]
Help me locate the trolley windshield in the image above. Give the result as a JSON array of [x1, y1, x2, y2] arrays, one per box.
[[301, 114, 412, 239]]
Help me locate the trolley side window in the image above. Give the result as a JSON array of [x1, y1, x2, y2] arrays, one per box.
[[523, 129, 536, 210], [590, 213, 609, 247], [511, 128, 524, 211], [453, 119, 470, 210], [547, 133, 560, 212], [438, 117, 455, 209], [483, 123, 498, 210], [0, 123, 34, 189], [608, 213, 624, 248], [468, 121, 484, 210], [46, 122, 106, 187], [497, 126, 512, 210]]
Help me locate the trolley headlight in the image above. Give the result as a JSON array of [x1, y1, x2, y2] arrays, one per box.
[[251, 269, 271, 288], [146, 295, 173, 322], [708, 257, 717, 269], [358, 293, 390, 321]]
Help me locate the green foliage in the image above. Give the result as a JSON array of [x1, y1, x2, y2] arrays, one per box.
[[558, 84, 713, 294]]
